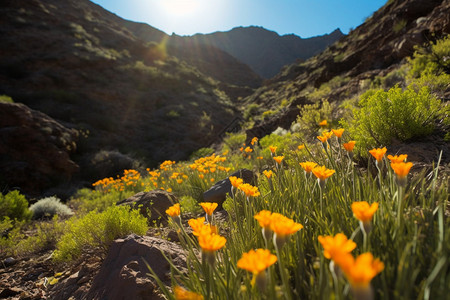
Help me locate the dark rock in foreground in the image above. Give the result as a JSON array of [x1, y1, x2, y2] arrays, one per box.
[[85, 234, 186, 300]]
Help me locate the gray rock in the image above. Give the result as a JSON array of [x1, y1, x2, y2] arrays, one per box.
[[85, 234, 187, 300], [203, 169, 256, 208], [117, 190, 179, 223], [3, 257, 16, 267]]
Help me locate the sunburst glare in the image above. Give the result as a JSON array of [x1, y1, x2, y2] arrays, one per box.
[[160, 0, 201, 16]]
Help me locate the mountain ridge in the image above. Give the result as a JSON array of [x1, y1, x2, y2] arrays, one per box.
[[172, 26, 344, 78], [125, 22, 344, 78]]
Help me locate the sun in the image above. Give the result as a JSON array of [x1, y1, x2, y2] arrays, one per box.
[[160, 0, 201, 16]]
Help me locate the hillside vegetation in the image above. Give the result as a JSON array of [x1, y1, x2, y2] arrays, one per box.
[[1, 36, 449, 298]]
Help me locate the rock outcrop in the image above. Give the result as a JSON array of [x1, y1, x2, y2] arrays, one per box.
[[85, 234, 187, 300], [117, 190, 179, 223], [0, 102, 79, 197], [203, 169, 256, 208]]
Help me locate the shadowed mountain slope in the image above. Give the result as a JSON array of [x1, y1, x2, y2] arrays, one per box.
[[0, 0, 242, 195]]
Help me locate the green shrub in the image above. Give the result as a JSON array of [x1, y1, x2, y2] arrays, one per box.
[[222, 132, 247, 153], [29, 196, 73, 219], [0, 191, 32, 222], [10, 216, 65, 256], [189, 147, 215, 160], [343, 86, 442, 154], [294, 99, 335, 140], [69, 188, 134, 214], [53, 205, 148, 261], [0, 95, 14, 103], [0, 218, 24, 257], [243, 103, 260, 120], [259, 132, 297, 157], [408, 35, 450, 79]]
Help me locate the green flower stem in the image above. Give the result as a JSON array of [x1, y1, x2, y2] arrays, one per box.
[[397, 185, 404, 229], [274, 241, 293, 300]]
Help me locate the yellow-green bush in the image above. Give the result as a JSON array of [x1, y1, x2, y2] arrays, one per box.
[[0, 218, 23, 256], [9, 216, 66, 256], [53, 206, 148, 261], [0, 95, 13, 103], [0, 191, 32, 222], [343, 86, 442, 153], [69, 188, 134, 214], [294, 99, 335, 140], [408, 35, 450, 79]]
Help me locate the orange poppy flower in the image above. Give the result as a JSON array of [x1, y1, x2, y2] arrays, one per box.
[[351, 201, 378, 223], [237, 248, 277, 274], [331, 128, 345, 138], [319, 120, 328, 126], [337, 252, 384, 289], [318, 233, 356, 261], [299, 161, 317, 173], [270, 213, 303, 248], [273, 156, 284, 164], [390, 162, 413, 178], [263, 170, 273, 179], [312, 166, 335, 181], [387, 154, 408, 163], [174, 285, 204, 300], [343, 141, 356, 152], [269, 146, 277, 154], [369, 147, 387, 162], [199, 202, 218, 216], [229, 176, 243, 188], [166, 203, 180, 218]]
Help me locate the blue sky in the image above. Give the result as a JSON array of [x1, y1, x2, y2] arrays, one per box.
[[91, 0, 387, 38]]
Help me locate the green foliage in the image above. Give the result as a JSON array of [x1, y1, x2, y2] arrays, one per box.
[[222, 132, 247, 153], [243, 103, 260, 121], [0, 191, 32, 222], [408, 35, 450, 79], [333, 52, 346, 63], [262, 110, 276, 119], [343, 86, 442, 153], [0, 218, 24, 257], [69, 188, 134, 214], [393, 19, 407, 33], [190, 148, 215, 160], [29, 196, 73, 219], [13, 216, 66, 256], [294, 99, 335, 140], [259, 132, 297, 157], [308, 76, 350, 101], [53, 206, 148, 261], [166, 109, 181, 119], [371, 66, 408, 90], [180, 196, 202, 215], [0, 95, 14, 103]]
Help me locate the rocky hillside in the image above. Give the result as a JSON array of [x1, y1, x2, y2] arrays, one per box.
[[245, 0, 450, 139], [171, 26, 344, 78], [0, 0, 248, 196]]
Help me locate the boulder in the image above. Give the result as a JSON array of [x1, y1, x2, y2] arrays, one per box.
[[203, 169, 256, 209], [117, 190, 179, 222], [0, 102, 79, 197], [85, 234, 187, 300]]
